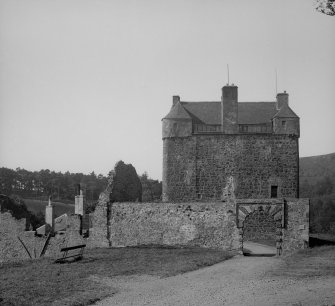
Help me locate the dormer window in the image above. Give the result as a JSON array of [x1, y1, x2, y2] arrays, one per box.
[[282, 121, 286, 128]]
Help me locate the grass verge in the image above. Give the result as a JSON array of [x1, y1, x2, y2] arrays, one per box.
[[0, 246, 234, 306], [268, 246, 335, 279]]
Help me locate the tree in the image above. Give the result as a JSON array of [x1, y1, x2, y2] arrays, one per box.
[[110, 161, 142, 202], [140, 172, 162, 202], [315, 0, 335, 16]]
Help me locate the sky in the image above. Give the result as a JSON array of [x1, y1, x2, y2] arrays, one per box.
[[0, 0, 334, 180]]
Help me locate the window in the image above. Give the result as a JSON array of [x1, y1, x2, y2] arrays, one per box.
[[282, 121, 286, 128], [271, 185, 278, 198]]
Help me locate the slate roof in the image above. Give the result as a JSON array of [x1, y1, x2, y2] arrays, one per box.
[[238, 102, 278, 124], [164, 101, 298, 125], [273, 104, 299, 118], [164, 102, 192, 120], [181, 102, 221, 124]]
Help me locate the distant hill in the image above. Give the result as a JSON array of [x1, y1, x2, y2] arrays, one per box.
[[300, 152, 335, 185], [299, 152, 335, 234]]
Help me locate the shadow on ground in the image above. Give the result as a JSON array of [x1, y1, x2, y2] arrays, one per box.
[[243, 241, 276, 257]]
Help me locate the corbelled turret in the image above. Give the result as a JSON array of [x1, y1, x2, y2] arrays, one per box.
[[162, 96, 192, 138]]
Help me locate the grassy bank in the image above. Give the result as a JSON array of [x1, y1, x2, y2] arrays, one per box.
[[269, 246, 335, 278], [0, 246, 234, 306]]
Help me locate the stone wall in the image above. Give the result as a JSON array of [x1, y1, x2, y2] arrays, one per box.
[[0, 211, 85, 263], [87, 187, 111, 248], [163, 134, 299, 202], [87, 197, 309, 254], [282, 198, 309, 252], [108, 202, 240, 251], [0, 212, 29, 262]]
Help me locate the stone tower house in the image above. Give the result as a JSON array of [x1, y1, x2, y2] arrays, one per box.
[[162, 85, 300, 202]]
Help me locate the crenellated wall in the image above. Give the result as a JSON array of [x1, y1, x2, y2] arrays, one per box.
[[163, 134, 299, 202]]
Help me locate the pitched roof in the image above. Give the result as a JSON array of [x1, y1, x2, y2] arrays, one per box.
[[273, 104, 299, 118], [181, 101, 279, 125], [181, 102, 221, 124], [163, 102, 192, 120], [238, 102, 277, 124], [164, 101, 298, 125]]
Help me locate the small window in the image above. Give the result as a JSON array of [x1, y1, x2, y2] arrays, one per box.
[[282, 121, 286, 128], [271, 186, 278, 198]]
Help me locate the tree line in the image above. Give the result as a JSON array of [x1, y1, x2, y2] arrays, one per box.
[[0, 162, 162, 204], [0, 161, 162, 228]]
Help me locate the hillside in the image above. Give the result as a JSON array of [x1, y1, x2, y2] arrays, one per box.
[[24, 199, 74, 217], [300, 152, 335, 185], [299, 152, 335, 234]]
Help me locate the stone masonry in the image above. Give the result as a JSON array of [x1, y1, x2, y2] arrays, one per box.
[[163, 134, 299, 202], [86, 181, 309, 254]]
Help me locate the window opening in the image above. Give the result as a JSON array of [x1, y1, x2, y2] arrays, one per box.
[[271, 186, 278, 198]]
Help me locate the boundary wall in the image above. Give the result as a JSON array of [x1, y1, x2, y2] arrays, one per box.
[[0, 184, 309, 262], [87, 186, 309, 254]]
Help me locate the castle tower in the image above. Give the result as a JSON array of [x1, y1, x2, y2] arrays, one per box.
[[162, 96, 193, 201], [273, 91, 300, 136]]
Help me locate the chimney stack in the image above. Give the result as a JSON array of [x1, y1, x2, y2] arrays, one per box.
[[276, 91, 289, 110], [172, 95, 180, 106], [221, 85, 238, 134]]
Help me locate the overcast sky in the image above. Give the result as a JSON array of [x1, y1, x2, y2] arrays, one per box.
[[0, 0, 334, 180]]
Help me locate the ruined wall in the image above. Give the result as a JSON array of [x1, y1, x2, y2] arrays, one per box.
[[163, 134, 299, 202], [108, 202, 240, 251], [0, 212, 29, 262], [45, 215, 85, 257], [282, 198, 309, 252], [0, 211, 85, 262], [87, 191, 110, 248]]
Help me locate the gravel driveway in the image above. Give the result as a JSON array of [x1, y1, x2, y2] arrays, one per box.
[[94, 254, 335, 306]]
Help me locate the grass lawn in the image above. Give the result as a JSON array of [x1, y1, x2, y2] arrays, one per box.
[[0, 246, 235, 306], [268, 245, 335, 278]]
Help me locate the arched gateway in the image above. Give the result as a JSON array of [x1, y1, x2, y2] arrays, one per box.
[[236, 200, 284, 255]]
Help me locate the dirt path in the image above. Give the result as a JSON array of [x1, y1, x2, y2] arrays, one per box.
[[94, 255, 335, 306], [243, 241, 276, 255]]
